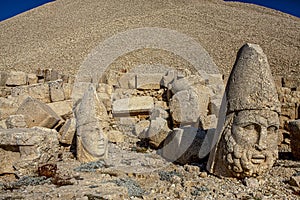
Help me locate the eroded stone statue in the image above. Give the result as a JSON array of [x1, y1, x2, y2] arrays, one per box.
[[75, 84, 108, 162], [207, 43, 281, 178]]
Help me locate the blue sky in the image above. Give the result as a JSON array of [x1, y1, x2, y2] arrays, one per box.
[[0, 0, 54, 21], [0, 0, 299, 22]]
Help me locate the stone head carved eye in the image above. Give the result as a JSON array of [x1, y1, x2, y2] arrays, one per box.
[[243, 124, 260, 131], [267, 125, 278, 133]]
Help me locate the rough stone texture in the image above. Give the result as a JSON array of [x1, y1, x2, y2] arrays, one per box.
[[59, 118, 76, 145], [207, 44, 281, 179], [6, 71, 27, 86], [135, 120, 150, 137], [0, 72, 9, 86], [289, 120, 300, 160], [118, 73, 136, 89], [112, 96, 154, 116], [145, 117, 170, 148], [169, 89, 200, 126], [136, 74, 163, 90], [63, 82, 73, 100], [97, 92, 112, 112], [107, 130, 125, 143], [75, 84, 108, 163], [97, 83, 113, 96], [47, 100, 73, 120], [0, 97, 21, 120], [160, 126, 206, 164], [48, 79, 65, 102], [11, 83, 51, 103], [27, 73, 38, 85], [0, 127, 59, 176], [5, 114, 27, 129], [150, 107, 169, 120], [15, 96, 61, 129]]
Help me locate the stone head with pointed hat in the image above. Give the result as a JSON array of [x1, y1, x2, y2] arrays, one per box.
[[207, 43, 281, 178]]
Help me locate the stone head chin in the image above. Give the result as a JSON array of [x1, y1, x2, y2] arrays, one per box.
[[221, 109, 279, 178]]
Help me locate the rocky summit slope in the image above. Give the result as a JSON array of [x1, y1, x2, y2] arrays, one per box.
[[0, 0, 299, 79]]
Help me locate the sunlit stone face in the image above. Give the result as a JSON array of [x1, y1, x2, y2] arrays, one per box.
[[223, 109, 279, 178]]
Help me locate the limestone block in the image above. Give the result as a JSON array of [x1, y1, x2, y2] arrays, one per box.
[[146, 117, 170, 148], [160, 126, 206, 164], [112, 96, 154, 116], [97, 83, 113, 96], [0, 71, 9, 86], [0, 97, 20, 120], [59, 118, 76, 145], [169, 89, 201, 125], [47, 100, 73, 120], [0, 87, 11, 98], [107, 130, 125, 143], [6, 71, 27, 86], [27, 73, 38, 85], [5, 114, 27, 129], [135, 120, 150, 136], [75, 84, 108, 163], [28, 83, 51, 103], [136, 74, 163, 90], [200, 114, 218, 130], [170, 77, 191, 94], [0, 127, 59, 175], [97, 92, 112, 112], [150, 107, 169, 120], [289, 120, 300, 160], [105, 70, 119, 86], [154, 100, 168, 110], [16, 96, 61, 129], [63, 83, 73, 100], [118, 73, 136, 89], [191, 84, 211, 116], [209, 98, 222, 117], [49, 80, 65, 102]]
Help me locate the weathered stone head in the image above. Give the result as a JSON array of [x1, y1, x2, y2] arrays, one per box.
[[207, 43, 281, 178]]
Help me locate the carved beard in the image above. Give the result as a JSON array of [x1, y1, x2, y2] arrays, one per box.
[[221, 114, 278, 178]]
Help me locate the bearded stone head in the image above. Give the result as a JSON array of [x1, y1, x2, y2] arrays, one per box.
[[207, 43, 281, 178]]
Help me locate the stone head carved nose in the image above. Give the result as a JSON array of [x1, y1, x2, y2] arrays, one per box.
[[256, 126, 267, 150]]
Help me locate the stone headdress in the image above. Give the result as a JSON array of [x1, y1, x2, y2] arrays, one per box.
[[225, 43, 281, 114]]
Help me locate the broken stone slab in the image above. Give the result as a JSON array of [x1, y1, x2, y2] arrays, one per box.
[[15, 96, 61, 129], [6, 71, 27, 86], [59, 118, 76, 145], [75, 84, 108, 163], [112, 96, 154, 117], [289, 120, 300, 160], [135, 120, 150, 136], [118, 73, 136, 89], [5, 114, 27, 129], [11, 83, 51, 103], [160, 126, 207, 164], [97, 83, 113, 96], [27, 73, 38, 85], [48, 79, 65, 102], [200, 114, 218, 130], [136, 74, 163, 90], [169, 89, 202, 126], [150, 107, 169, 120], [145, 117, 170, 148], [97, 92, 112, 112], [47, 100, 73, 120], [0, 127, 59, 176]]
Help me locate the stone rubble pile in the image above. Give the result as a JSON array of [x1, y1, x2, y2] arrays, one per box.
[[0, 48, 299, 180]]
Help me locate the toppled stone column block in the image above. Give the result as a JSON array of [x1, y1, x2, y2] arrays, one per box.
[[160, 126, 206, 164], [16, 96, 61, 129], [145, 117, 170, 148], [59, 118, 76, 145], [136, 74, 163, 90], [0, 127, 59, 176], [75, 84, 108, 163], [47, 100, 73, 120], [6, 71, 27, 86], [5, 114, 27, 129], [112, 96, 154, 116], [48, 80, 65, 102], [289, 120, 300, 160], [169, 89, 201, 126]]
